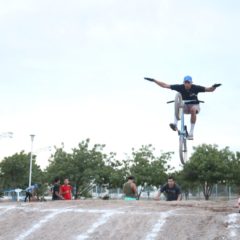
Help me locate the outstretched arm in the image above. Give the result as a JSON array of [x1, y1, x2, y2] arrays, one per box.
[[154, 191, 161, 200], [154, 80, 171, 89], [205, 86, 216, 92], [177, 193, 182, 201], [144, 77, 171, 89], [205, 83, 222, 92]]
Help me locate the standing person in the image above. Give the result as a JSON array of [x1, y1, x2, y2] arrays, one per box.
[[145, 76, 221, 140], [24, 184, 38, 202], [155, 176, 181, 201], [60, 178, 72, 200], [52, 177, 64, 200], [123, 176, 138, 200]]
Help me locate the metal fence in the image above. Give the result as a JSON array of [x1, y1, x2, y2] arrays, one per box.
[[180, 184, 239, 201], [1, 184, 239, 202], [90, 184, 240, 201]]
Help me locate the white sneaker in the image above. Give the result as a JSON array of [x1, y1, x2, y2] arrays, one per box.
[[187, 134, 194, 140]]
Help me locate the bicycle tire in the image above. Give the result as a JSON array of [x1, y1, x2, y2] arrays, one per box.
[[179, 136, 187, 165], [175, 93, 183, 121]]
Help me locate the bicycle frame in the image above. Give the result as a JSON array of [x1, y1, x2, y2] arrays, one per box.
[[175, 93, 188, 164], [167, 93, 204, 164]]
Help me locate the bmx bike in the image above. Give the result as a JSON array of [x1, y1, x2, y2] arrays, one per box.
[[144, 77, 221, 164], [167, 93, 204, 165]]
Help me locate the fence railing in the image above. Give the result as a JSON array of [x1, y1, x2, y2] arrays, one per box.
[[90, 184, 240, 201]]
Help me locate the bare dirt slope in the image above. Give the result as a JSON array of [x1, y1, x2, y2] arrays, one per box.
[[0, 200, 239, 240]]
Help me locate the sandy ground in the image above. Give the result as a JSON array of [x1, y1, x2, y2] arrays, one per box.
[[0, 199, 239, 240]]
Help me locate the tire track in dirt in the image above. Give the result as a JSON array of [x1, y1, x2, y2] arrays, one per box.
[[145, 210, 177, 240], [0, 200, 239, 240], [77, 211, 116, 240]]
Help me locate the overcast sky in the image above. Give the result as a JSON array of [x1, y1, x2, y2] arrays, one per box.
[[0, 0, 239, 169]]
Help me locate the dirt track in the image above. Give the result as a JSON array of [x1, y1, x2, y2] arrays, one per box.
[[0, 199, 239, 240]]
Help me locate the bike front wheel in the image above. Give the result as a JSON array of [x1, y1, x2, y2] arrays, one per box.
[[179, 136, 187, 165]]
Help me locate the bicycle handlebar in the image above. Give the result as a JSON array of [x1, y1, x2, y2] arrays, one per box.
[[212, 83, 222, 88], [167, 100, 205, 104], [144, 77, 155, 82]]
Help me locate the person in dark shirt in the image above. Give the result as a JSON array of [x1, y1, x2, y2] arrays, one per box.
[[155, 176, 181, 201], [145, 75, 221, 140], [52, 177, 64, 200]]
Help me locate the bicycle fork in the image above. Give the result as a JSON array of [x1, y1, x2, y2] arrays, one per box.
[[178, 106, 188, 138]]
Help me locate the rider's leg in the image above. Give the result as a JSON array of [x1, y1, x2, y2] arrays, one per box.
[[189, 109, 196, 136], [169, 115, 178, 131], [183, 105, 200, 139], [189, 105, 200, 136], [169, 109, 178, 131]]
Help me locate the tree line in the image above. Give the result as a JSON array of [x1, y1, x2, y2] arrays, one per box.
[[0, 139, 239, 200]]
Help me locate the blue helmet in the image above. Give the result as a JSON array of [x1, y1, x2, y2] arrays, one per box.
[[183, 75, 192, 83]]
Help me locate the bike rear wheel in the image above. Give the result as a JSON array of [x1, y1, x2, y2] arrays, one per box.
[[179, 135, 187, 165], [174, 93, 183, 121]]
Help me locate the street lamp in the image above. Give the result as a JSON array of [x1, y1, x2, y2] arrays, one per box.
[[0, 132, 13, 139], [28, 134, 35, 187]]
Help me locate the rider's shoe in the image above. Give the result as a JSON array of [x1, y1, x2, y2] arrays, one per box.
[[169, 123, 177, 131], [187, 134, 194, 140]]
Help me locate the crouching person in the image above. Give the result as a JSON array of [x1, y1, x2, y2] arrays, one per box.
[[123, 176, 138, 201], [155, 176, 182, 201]]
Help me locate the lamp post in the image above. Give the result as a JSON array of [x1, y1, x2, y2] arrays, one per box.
[[0, 131, 13, 139], [28, 134, 35, 187]]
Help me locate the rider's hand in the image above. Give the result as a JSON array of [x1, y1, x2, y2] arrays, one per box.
[[212, 83, 222, 88], [144, 77, 155, 82]]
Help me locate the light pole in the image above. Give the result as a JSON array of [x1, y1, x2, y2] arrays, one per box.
[[28, 134, 35, 187], [0, 131, 13, 139]]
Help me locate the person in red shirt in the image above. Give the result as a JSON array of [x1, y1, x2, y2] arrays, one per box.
[[60, 178, 72, 200]]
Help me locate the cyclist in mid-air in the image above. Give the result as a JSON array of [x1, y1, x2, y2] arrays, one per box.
[[145, 76, 221, 140]]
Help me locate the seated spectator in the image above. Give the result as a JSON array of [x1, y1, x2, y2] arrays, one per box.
[[123, 176, 137, 200]]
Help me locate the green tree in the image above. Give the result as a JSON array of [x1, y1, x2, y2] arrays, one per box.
[[173, 170, 198, 200], [182, 144, 233, 200], [0, 151, 43, 189], [128, 145, 171, 198], [44, 144, 72, 184], [103, 154, 128, 189], [45, 139, 117, 199], [228, 151, 240, 185]]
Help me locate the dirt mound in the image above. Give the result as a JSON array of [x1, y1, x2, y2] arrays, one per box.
[[0, 200, 239, 240]]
